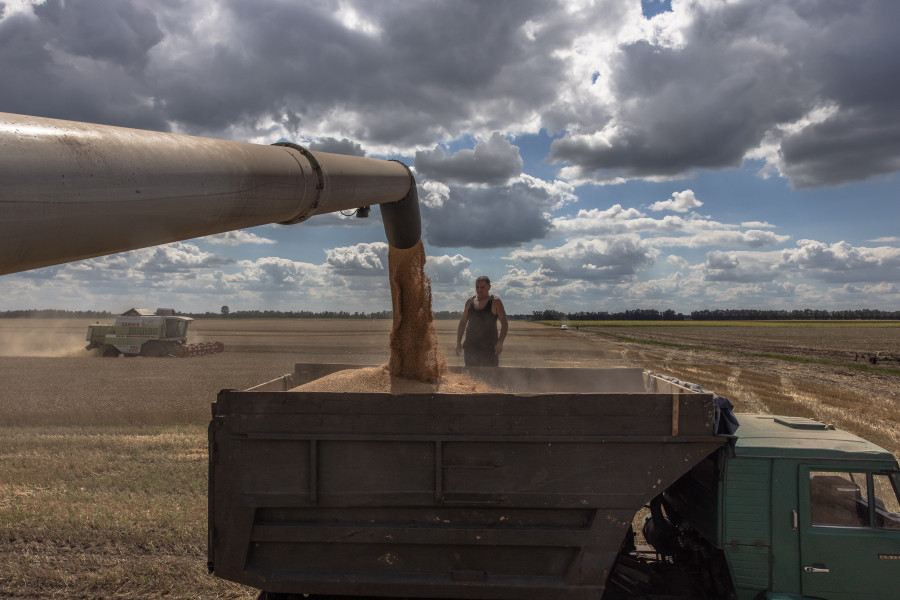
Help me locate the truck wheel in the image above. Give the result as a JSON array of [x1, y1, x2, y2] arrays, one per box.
[[101, 345, 120, 357]]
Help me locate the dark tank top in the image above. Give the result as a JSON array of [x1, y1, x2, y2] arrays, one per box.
[[464, 295, 498, 350]]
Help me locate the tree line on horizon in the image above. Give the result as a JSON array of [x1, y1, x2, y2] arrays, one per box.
[[3, 307, 900, 321]]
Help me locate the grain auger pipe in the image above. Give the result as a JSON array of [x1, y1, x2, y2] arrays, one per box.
[[0, 112, 421, 276]]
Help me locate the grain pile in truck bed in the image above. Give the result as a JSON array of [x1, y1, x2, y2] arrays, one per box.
[[289, 364, 504, 393]]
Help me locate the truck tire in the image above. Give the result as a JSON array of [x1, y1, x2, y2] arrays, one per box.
[[101, 345, 120, 357]]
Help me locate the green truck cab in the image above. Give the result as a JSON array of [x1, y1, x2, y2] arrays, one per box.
[[662, 414, 900, 600]]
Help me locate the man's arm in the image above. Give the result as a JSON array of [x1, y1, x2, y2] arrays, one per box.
[[455, 299, 471, 356], [494, 298, 508, 355]]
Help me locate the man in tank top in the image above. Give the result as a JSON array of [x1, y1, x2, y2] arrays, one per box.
[[455, 275, 508, 367]]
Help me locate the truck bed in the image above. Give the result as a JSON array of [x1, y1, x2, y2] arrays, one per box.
[[208, 364, 727, 600]]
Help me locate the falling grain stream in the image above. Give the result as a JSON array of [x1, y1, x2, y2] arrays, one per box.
[[292, 240, 499, 393]]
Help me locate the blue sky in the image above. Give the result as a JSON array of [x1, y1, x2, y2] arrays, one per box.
[[1, 0, 899, 315]]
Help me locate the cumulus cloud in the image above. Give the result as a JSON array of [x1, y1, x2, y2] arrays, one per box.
[[780, 240, 900, 283], [2, 0, 899, 313], [508, 235, 656, 283], [130, 242, 234, 273], [742, 221, 776, 229], [703, 240, 900, 285], [325, 242, 388, 275], [623, 271, 689, 305], [491, 264, 584, 308], [652, 229, 791, 249], [422, 174, 576, 248], [3, 1, 898, 188], [308, 137, 366, 156], [691, 279, 810, 308], [420, 181, 450, 209], [425, 253, 472, 285], [552, 205, 650, 236], [703, 250, 778, 283], [35, 0, 163, 70], [498, 264, 557, 290], [238, 256, 327, 288], [0, 231, 462, 312], [667, 254, 689, 269], [203, 231, 277, 246], [152, 0, 571, 146], [648, 189, 702, 213], [549, 0, 900, 188], [832, 282, 899, 308], [415, 133, 524, 185], [0, 0, 168, 130], [552, 202, 790, 249], [0, 1, 558, 144]]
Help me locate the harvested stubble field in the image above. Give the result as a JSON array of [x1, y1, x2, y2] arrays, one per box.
[[566, 320, 900, 456], [1, 318, 898, 599]]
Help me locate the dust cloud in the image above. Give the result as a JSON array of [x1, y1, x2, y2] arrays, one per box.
[[0, 321, 89, 357]]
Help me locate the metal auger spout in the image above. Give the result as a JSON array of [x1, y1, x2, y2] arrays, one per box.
[[0, 112, 421, 275], [379, 160, 422, 251]]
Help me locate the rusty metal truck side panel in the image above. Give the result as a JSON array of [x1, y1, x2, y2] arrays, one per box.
[[208, 365, 727, 600]]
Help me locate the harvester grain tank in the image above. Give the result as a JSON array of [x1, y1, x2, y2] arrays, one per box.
[[1, 113, 898, 600]]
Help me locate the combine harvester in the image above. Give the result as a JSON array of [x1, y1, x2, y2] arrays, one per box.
[[1, 112, 898, 600], [85, 308, 224, 357]]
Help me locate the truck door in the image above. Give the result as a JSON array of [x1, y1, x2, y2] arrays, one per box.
[[798, 468, 900, 599]]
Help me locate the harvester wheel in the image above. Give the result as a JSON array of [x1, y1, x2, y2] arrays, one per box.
[[101, 345, 120, 357], [141, 341, 164, 357]]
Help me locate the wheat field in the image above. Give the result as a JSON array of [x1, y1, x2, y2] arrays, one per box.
[[1, 318, 897, 599]]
